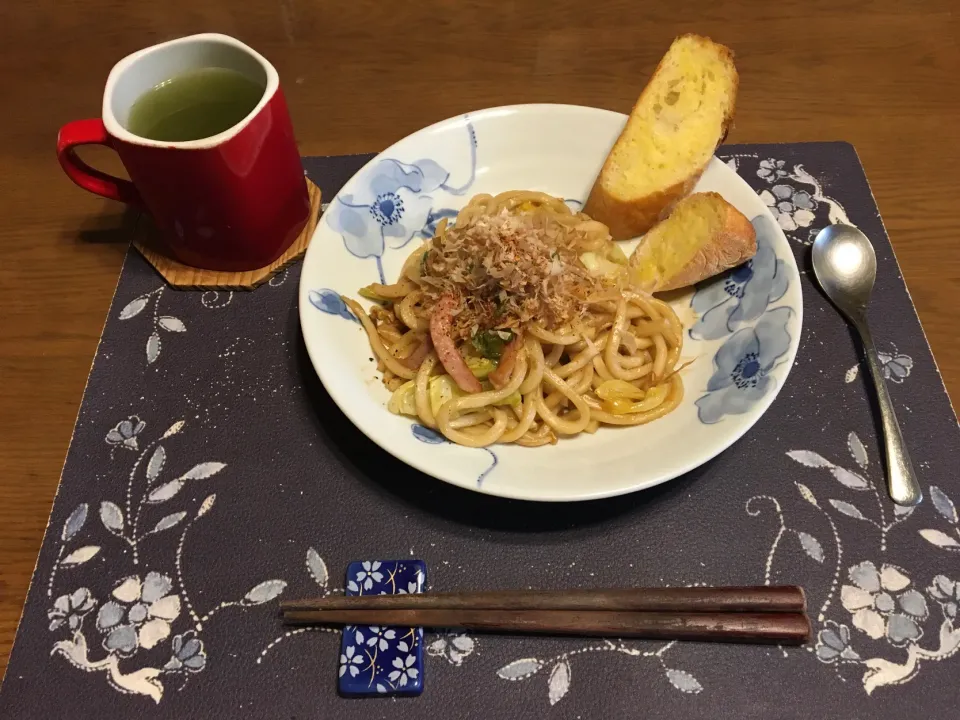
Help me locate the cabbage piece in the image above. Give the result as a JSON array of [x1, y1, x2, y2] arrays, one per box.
[[466, 356, 497, 379], [580, 252, 625, 280], [429, 376, 461, 416], [595, 379, 646, 402], [387, 380, 417, 416]]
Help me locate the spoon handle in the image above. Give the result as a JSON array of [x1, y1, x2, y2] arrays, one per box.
[[853, 318, 923, 506]]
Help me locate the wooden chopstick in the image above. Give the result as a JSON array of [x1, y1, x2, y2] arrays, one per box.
[[281, 608, 810, 645], [280, 586, 806, 614]]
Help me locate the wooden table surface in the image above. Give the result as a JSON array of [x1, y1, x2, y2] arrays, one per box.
[[1, 0, 958, 678]]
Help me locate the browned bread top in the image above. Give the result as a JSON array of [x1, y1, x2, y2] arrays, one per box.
[[629, 191, 756, 293], [584, 34, 739, 240]]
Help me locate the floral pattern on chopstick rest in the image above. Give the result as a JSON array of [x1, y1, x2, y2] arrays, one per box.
[[338, 560, 426, 697]]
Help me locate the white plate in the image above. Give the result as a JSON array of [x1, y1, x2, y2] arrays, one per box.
[[299, 104, 802, 502]]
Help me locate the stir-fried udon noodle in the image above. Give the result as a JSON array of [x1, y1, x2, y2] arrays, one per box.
[[341, 190, 685, 448]]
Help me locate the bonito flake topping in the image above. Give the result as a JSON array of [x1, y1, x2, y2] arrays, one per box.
[[419, 210, 604, 341]]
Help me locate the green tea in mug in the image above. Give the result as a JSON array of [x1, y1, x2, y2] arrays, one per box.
[[127, 67, 265, 142]]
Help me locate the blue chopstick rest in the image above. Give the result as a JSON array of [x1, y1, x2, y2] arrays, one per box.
[[338, 560, 427, 697]]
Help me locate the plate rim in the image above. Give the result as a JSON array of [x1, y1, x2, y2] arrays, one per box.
[[298, 103, 804, 502]]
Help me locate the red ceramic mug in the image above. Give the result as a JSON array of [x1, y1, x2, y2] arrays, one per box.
[[57, 33, 310, 271]]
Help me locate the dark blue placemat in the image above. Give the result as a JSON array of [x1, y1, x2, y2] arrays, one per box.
[[1, 143, 958, 719]]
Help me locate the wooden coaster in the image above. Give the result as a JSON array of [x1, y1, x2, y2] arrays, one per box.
[[133, 178, 322, 290]]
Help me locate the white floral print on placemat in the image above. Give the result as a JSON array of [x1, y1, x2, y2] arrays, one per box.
[[117, 275, 292, 366], [47, 415, 287, 703], [719, 151, 853, 246], [427, 634, 476, 666], [105, 416, 146, 452], [117, 289, 186, 366], [496, 639, 700, 707], [744, 430, 960, 695], [845, 344, 914, 385], [760, 184, 817, 233], [757, 158, 790, 183]]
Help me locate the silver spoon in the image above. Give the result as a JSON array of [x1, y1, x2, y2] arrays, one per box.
[[812, 224, 922, 506]]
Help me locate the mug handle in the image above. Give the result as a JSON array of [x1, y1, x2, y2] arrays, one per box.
[[57, 119, 143, 206]]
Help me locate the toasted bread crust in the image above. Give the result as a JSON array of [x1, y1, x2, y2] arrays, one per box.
[[655, 196, 755, 292], [584, 173, 704, 241], [584, 34, 738, 240]]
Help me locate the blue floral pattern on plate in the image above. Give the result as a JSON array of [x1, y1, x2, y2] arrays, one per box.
[[411, 425, 446, 445], [307, 289, 358, 322], [689, 215, 790, 341], [695, 306, 794, 424], [687, 213, 796, 424], [411, 424, 498, 486], [339, 560, 426, 697], [325, 119, 477, 283]]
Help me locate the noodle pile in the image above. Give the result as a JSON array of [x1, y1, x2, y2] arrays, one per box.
[[343, 191, 684, 448]]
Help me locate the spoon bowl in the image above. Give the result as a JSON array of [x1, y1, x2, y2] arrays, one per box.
[[812, 224, 878, 318], [812, 224, 922, 507]]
